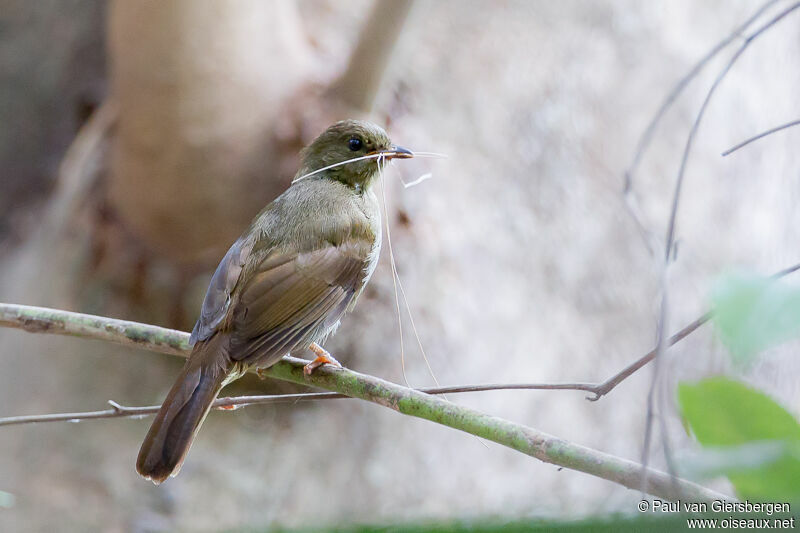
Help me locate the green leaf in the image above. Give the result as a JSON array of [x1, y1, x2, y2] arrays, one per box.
[[0, 490, 14, 509], [678, 377, 800, 502], [711, 272, 800, 362], [679, 441, 795, 479]]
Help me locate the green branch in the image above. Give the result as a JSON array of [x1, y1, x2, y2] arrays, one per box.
[[0, 302, 729, 503]]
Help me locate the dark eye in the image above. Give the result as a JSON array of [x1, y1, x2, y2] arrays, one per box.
[[348, 137, 363, 151]]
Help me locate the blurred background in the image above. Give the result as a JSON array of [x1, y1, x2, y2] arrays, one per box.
[[1, 0, 799, 530]]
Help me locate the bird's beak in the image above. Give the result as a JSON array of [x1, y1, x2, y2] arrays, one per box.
[[370, 145, 414, 160]]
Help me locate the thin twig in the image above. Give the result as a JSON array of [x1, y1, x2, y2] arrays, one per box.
[[0, 381, 611, 428], [722, 118, 800, 156], [47, 100, 117, 234], [328, 0, 414, 113], [623, 0, 779, 189], [639, 0, 800, 494], [663, 2, 800, 262], [622, 0, 781, 252]]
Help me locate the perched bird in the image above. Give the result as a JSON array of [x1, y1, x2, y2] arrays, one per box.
[[136, 120, 412, 484]]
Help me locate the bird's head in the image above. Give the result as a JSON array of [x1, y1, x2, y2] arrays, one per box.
[[297, 120, 413, 190]]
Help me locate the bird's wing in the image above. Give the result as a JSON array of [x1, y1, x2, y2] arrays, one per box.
[[189, 234, 256, 345], [228, 238, 374, 363]]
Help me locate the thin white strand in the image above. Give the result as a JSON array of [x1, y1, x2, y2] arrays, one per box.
[[291, 150, 447, 185], [402, 173, 433, 189], [393, 263, 442, 389], [388, 160, 434, 189], [385, 182, 486, 448], [294, 147, 445, 390], [388, 160, 412, 188], [384, 154, 482, 446], [378, 156, 411, 387], [410, 151, 449, 159], [292, 153, 386, 184], [385, 163, 445, 392], [384, 163, 458, 414]]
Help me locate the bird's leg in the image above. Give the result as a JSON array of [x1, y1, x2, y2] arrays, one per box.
[[303, 343, 342, 375]]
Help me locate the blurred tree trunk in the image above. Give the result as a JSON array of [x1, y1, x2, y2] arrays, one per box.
[[107, 0, 413, 271], [108, 0, 313, 267]]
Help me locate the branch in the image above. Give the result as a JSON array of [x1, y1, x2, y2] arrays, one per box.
[[47, 100, 116, 233], [663, 2, 800, 262], [0, 303, 729, 503], [722, 118, 800, 156], [0, 384, 605, 428], [623, 0, 779, 190], [640, 0, 800, 480], [0, 303, 189, 356], [328, 0, 415, 113], [622, 0, 781, 252]]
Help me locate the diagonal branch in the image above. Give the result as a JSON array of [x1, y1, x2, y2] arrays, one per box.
[[640, 1, 800, 488], [0, 303, 729, 503], [622, 0, 781, 253], [722, 118, 800, 156], [623, 0, 780, 192], [328, 0, 415, 113]]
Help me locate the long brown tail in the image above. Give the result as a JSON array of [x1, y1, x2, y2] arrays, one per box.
[[136, 338, 230, 484]]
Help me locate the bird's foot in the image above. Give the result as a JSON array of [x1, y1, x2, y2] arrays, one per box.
[[303, 344, 342, 375]]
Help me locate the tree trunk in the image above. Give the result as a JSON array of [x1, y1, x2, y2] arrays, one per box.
[[107, 0, 314, 267]]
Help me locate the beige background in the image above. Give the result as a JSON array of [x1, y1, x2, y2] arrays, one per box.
[[1, 1, 799, 530]]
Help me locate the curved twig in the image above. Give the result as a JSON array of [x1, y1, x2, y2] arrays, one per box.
[[722, 118, 800, 156], [662, 2, 800, 261], [624, 0, 780, 191], [328, 0, 415, 113], [622, 0, 781, 251], [640, 1, 800, 494]]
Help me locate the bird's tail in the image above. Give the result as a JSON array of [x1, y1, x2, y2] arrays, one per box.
[[136, 337, 231, 484]]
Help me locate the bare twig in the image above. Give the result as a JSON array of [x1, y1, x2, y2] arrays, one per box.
[[623, 0, 780, 189], [663, 2, 800, 262], [47, 100, 116, 233], [639, 1, 800, 494], [328, 0, 414, 113], [0, 383, 602, 428], [722, 118, 800, 156], [0, 395, 342, 427], [0, 306, 731, 503], [622, 0, 781, 252], [641, 275, 671, 493], [591, 312, 712, 402]]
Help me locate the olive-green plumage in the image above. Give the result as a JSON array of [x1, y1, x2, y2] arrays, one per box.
[[136, 120, 411, 484]]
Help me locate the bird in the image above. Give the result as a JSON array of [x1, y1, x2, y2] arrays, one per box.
[[136, 119, 412, 484]]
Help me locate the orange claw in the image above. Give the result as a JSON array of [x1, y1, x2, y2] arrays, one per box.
[[303, 344, 342, 375]]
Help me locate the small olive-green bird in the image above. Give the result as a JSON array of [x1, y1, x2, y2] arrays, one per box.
[[136, 120, 412, 484]]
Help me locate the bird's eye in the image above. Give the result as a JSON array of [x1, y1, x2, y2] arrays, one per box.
[[348, 137, 363, 151]]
